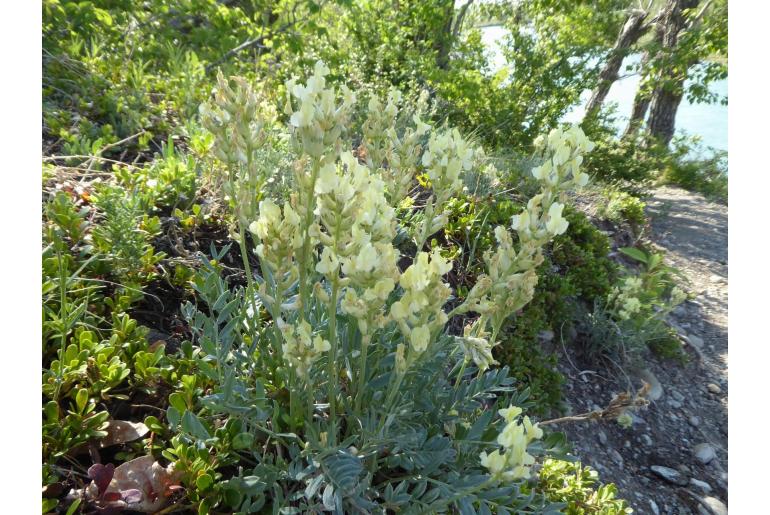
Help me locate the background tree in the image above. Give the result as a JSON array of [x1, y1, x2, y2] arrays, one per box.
[[623, 0, 727, 144], [583, 2, 657, 121]]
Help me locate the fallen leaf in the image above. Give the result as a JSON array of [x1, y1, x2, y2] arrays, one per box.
[[99, 420, 150, 448], [147, 340, 166, 352], [108, 455, 182, 512]]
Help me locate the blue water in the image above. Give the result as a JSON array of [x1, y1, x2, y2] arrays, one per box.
[[480, 26, 727, 153]]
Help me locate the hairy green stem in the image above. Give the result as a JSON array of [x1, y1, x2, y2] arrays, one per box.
[[327, 278, 340, 444], [298, 159, 321, 316], [453, 358, 468, 390], [354, 332, 371, 416]]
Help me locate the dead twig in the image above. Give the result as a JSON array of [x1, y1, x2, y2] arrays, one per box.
[[540, 382, 651, 426]]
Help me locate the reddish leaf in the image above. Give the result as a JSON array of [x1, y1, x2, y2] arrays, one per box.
[[87, 463, 115, 497]]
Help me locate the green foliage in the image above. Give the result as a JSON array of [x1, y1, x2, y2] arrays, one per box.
[[533, 459, 632, 514], [42, 327, 131, 401], [660, 139, 728, 203], [91, 183, 165, 284], [583, 129, 727, 204], [597, 188, 647, 231], [582, 137, 658, 195], [572, 246, 688, 367], [113, 137, 200, 212], [551, 207, 618, 301], [495, 317, 566, 416], [42, 395, 110, 460]]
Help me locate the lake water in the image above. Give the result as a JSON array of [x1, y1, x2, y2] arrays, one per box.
[[480, 26, 727, 153]]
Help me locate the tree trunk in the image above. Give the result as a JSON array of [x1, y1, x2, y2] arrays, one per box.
[[646, 0, 699, 145], [583, 9, 649, 121], [435, 0, 459, 70], [434, 0, 476, 71], [622, 49, 654, 139], [647, 84, 685, 145]]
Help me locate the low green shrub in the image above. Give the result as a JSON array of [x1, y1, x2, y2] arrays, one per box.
[[91, 183, 165, 285], [596, 188, 647, 232], [551, 207, 618, 302], [572, 247, 688, 368], [582, 137, 657, 196], [660, 139, 727, 203], [533, 459, 632, 514]]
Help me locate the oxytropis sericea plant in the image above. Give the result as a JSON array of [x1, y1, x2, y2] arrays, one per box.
[[203, 60, 595, 482]]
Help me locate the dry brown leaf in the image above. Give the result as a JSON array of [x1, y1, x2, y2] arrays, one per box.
[[99, 420, 150, 448]]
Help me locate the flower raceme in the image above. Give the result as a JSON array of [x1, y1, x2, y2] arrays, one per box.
[[284, 60, 356, 163], [415, 128, 477, 249], [361, 88, 433, 204], [450, 125, 594, 338], [278, 318, 330, 378], [390, 250, 453, 354], [479, 405, 544, 481]]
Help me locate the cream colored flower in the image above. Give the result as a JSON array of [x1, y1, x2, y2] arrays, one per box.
[[498, 406, 523, 423], [410, 325, 431, 353], [479, 450, 506, 475], [316, 247, 340, 275], [546, 202, 569, 236]]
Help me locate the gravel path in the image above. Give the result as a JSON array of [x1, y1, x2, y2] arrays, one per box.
[[555, 186, 728, 515]]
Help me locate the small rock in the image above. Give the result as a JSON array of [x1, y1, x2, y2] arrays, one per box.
[[668, 399, 683, 409], [538, 330, 554, 342], [709, 275, 724, 283], [641, 434, 653, 446], [690, 478, 713, 493], [609, 449, 624, 466], [597, 430, 607, 445], [688, 334, 705, 349], [650, 465, 688, 486], [649, 499, 660, 515], [693, 443, 717, 464], [698, 496, 728, 515], [638, 369, 664, 401], [671, 390, 685, 402], [623, 440, 631, 449], [688, 416, 701, 427], [707, 383, 722, 394], [673, 305, 687, 316]]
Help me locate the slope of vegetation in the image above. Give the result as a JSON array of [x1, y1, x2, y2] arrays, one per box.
[[42, 1, 726, 512]]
